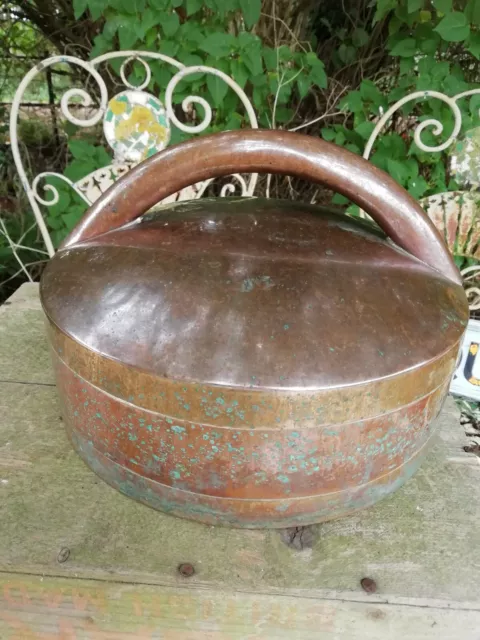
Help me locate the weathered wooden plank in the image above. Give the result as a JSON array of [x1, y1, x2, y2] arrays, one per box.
[[1, 572, 480, 640], [0, 284, 53, 385], [2, 283, 480, 639]]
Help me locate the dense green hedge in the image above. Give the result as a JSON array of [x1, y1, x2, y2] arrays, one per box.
[[3, 0, 480, 292]]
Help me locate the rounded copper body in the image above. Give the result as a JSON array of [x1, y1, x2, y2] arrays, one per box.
[[40, 131, 468, 527]]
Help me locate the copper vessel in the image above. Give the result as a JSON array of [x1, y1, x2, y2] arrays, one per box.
[[40, 131, 468, 528]]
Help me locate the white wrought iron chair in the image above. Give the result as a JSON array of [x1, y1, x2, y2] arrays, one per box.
[[362, 89, 480, 311], [6, 50, 258, 281], [362, 89, 480, 400]]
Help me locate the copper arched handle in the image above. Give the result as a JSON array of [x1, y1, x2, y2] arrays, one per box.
[[62, 129, 461, 285]]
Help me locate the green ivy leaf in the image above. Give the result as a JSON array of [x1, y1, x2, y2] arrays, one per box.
[[466, 0, 480, 25], [430, 60, 450, 80], [434, 12, 470, 42], [308, 59, 327, 89], [94, 146, 112, 167], [171, 0, 183, 6], [64, 160, 97, 182], [169, 128, 190, 146], [373, 0, 397, 23], [339, 90, 363, 113], [252, 84, 268, 111], [186, 0, 203, 15], [390, 38, 417, 57], [275, 107, 294, 124], [383, 133, 407, 159], [62, 208, 84, 232], [44, 185, 71, 217], [238, 31, 261, 49], [145, 26, 158, 48], [149, 0, 168, 7], [408, 176, 428, 198], [159, 39, 179, 57], [418, 56, 432, 75], [469, 94, 480, 117], [345, 204, 359, 217], [393, 3, 409, 22], [89, 34, 112, 58], [332, 193, 349, 205], [297, 74, 311, 99], [68, 139, 97, 160], [199, 33, 235, 57], [352, 28, 369, 47], [215, 0, 239, 17], [250, 73, 267, 87], [263, 47, 277, 71], [387, 158, 410, 185], [243, 46, 263, 76], [388, 16, 402, 34], [180, 22, 205, 45], [443, 73, 469, 94], [407, 0, 423, 12], [225, 112, 244, 130], [399, 57, 415, 73], [136, 7, 158, 38], [162, 11, 180, 37], [230, 59, 249, 88], [180, 54, 204, 81], [152, 62, 173, 89], [207, 73, 229, 107], [321, 128, 336, 142], [428, 163, 446, 192], [434, 0, 452, 13], [87, 0, 106, 20], [468, 32, 480, 59], [359, 80, 382, 106], [345, 143, 361, 154], [420, 35, 440, 54], [338, 44, 356, 64], [118, 22, 138, 49], [448, 177, 460, 191], [63, 122, 79, 137], [46, 215, 65, 230], [278, 44, 293, 61], [73, 0, 88, 19], [103, 15, 122, 39], [404, 157, 419, 178], [239, 0, 261, 28], [114, 0, 137, 14], [355, 120, 375, 140]]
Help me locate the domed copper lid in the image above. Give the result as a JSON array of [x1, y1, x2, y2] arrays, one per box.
[[41, 194, 467, 391]]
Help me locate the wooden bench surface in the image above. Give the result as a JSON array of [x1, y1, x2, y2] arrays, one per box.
[[1, 283, 480, 639]]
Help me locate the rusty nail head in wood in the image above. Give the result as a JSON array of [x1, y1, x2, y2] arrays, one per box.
[[178, 563, 195, 577], [57, 547, 70, 563], [360, 577, 377, 593]]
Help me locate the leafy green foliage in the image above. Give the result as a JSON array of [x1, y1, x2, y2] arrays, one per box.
[[84, 0, 325, 126], [239, 0, 261, 29], [435, 12, 470, 42], [321, 0, 480, 213], [38, 0, 480, 257], [45, 0, 329, 243]]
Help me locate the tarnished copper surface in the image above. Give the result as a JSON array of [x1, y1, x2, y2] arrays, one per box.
[[46, 323, 459, 426], [41, 130, 468, 528]]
